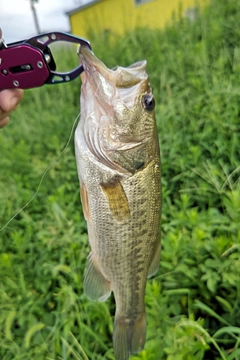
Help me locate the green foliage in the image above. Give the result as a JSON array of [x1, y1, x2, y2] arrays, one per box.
[[1, 0, 240, 358]]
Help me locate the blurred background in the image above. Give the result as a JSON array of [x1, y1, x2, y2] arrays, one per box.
[[0, 0, 208, 43], [0, 0, 88, 42]]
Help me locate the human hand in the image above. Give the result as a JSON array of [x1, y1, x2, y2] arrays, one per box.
[[0, 29, 24, 128], [0, 89, 24, 128]]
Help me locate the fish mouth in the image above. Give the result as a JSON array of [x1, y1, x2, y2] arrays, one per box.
[[79, 46, 111, 84], [78, 46, 148, 101]]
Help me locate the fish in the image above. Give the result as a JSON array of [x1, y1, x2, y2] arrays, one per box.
[[74, 46, 161, 360]]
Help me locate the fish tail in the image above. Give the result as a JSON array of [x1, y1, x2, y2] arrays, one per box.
[[113, 310, 146, 360]]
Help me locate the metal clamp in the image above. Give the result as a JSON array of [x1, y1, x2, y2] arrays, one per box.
[[0, 32, 91, 90]]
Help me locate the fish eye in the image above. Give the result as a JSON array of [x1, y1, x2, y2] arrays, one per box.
[[142, 94, 155, 111]]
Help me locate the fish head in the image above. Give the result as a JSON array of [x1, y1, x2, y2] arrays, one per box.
[[79, 46, 158, 173]]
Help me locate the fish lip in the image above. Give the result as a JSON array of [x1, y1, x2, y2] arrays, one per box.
[[79, 46, 112, 80], [79, 46, 106, 69]]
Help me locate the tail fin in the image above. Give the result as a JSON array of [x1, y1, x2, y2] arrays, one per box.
[[113, 310, 146, 360]]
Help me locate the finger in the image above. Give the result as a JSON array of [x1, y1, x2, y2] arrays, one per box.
[[0, 116, 9, 128], [0, 89, 24, 113]]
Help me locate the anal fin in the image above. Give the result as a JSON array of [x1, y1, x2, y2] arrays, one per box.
[[84, 253, 111, 302], [147, 240, 161, 278]]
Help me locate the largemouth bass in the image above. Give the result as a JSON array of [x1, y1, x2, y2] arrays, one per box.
[[75, 46, 161, 360]]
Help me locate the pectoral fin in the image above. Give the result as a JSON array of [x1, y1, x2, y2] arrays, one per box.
[[100, 178, 130, 223], [84, 253, 112, 302], [80, 182, 91, 222], [147, 240, 161, 278]]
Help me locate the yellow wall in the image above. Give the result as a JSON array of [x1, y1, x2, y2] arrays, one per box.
[[69, 0, 209, 38]]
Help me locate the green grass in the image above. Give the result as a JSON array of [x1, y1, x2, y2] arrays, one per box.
[[1, 0, 240, 358]]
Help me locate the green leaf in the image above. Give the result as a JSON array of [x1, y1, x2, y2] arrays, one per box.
[[5, 309, 16, 340], [24, 323, 45, 348], [213, 326, 240, 339], [228, 348, 240, 360], [194, 300, 231, 326], [215, 296, 233, 313]]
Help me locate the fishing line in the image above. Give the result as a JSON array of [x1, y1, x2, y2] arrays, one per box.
[[0, 112, 81, 232]]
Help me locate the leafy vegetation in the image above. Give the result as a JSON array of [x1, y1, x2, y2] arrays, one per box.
[[1, 0, 240, 358]]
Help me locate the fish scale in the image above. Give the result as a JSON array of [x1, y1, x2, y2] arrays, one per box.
[[75, 46, 161, 360]]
